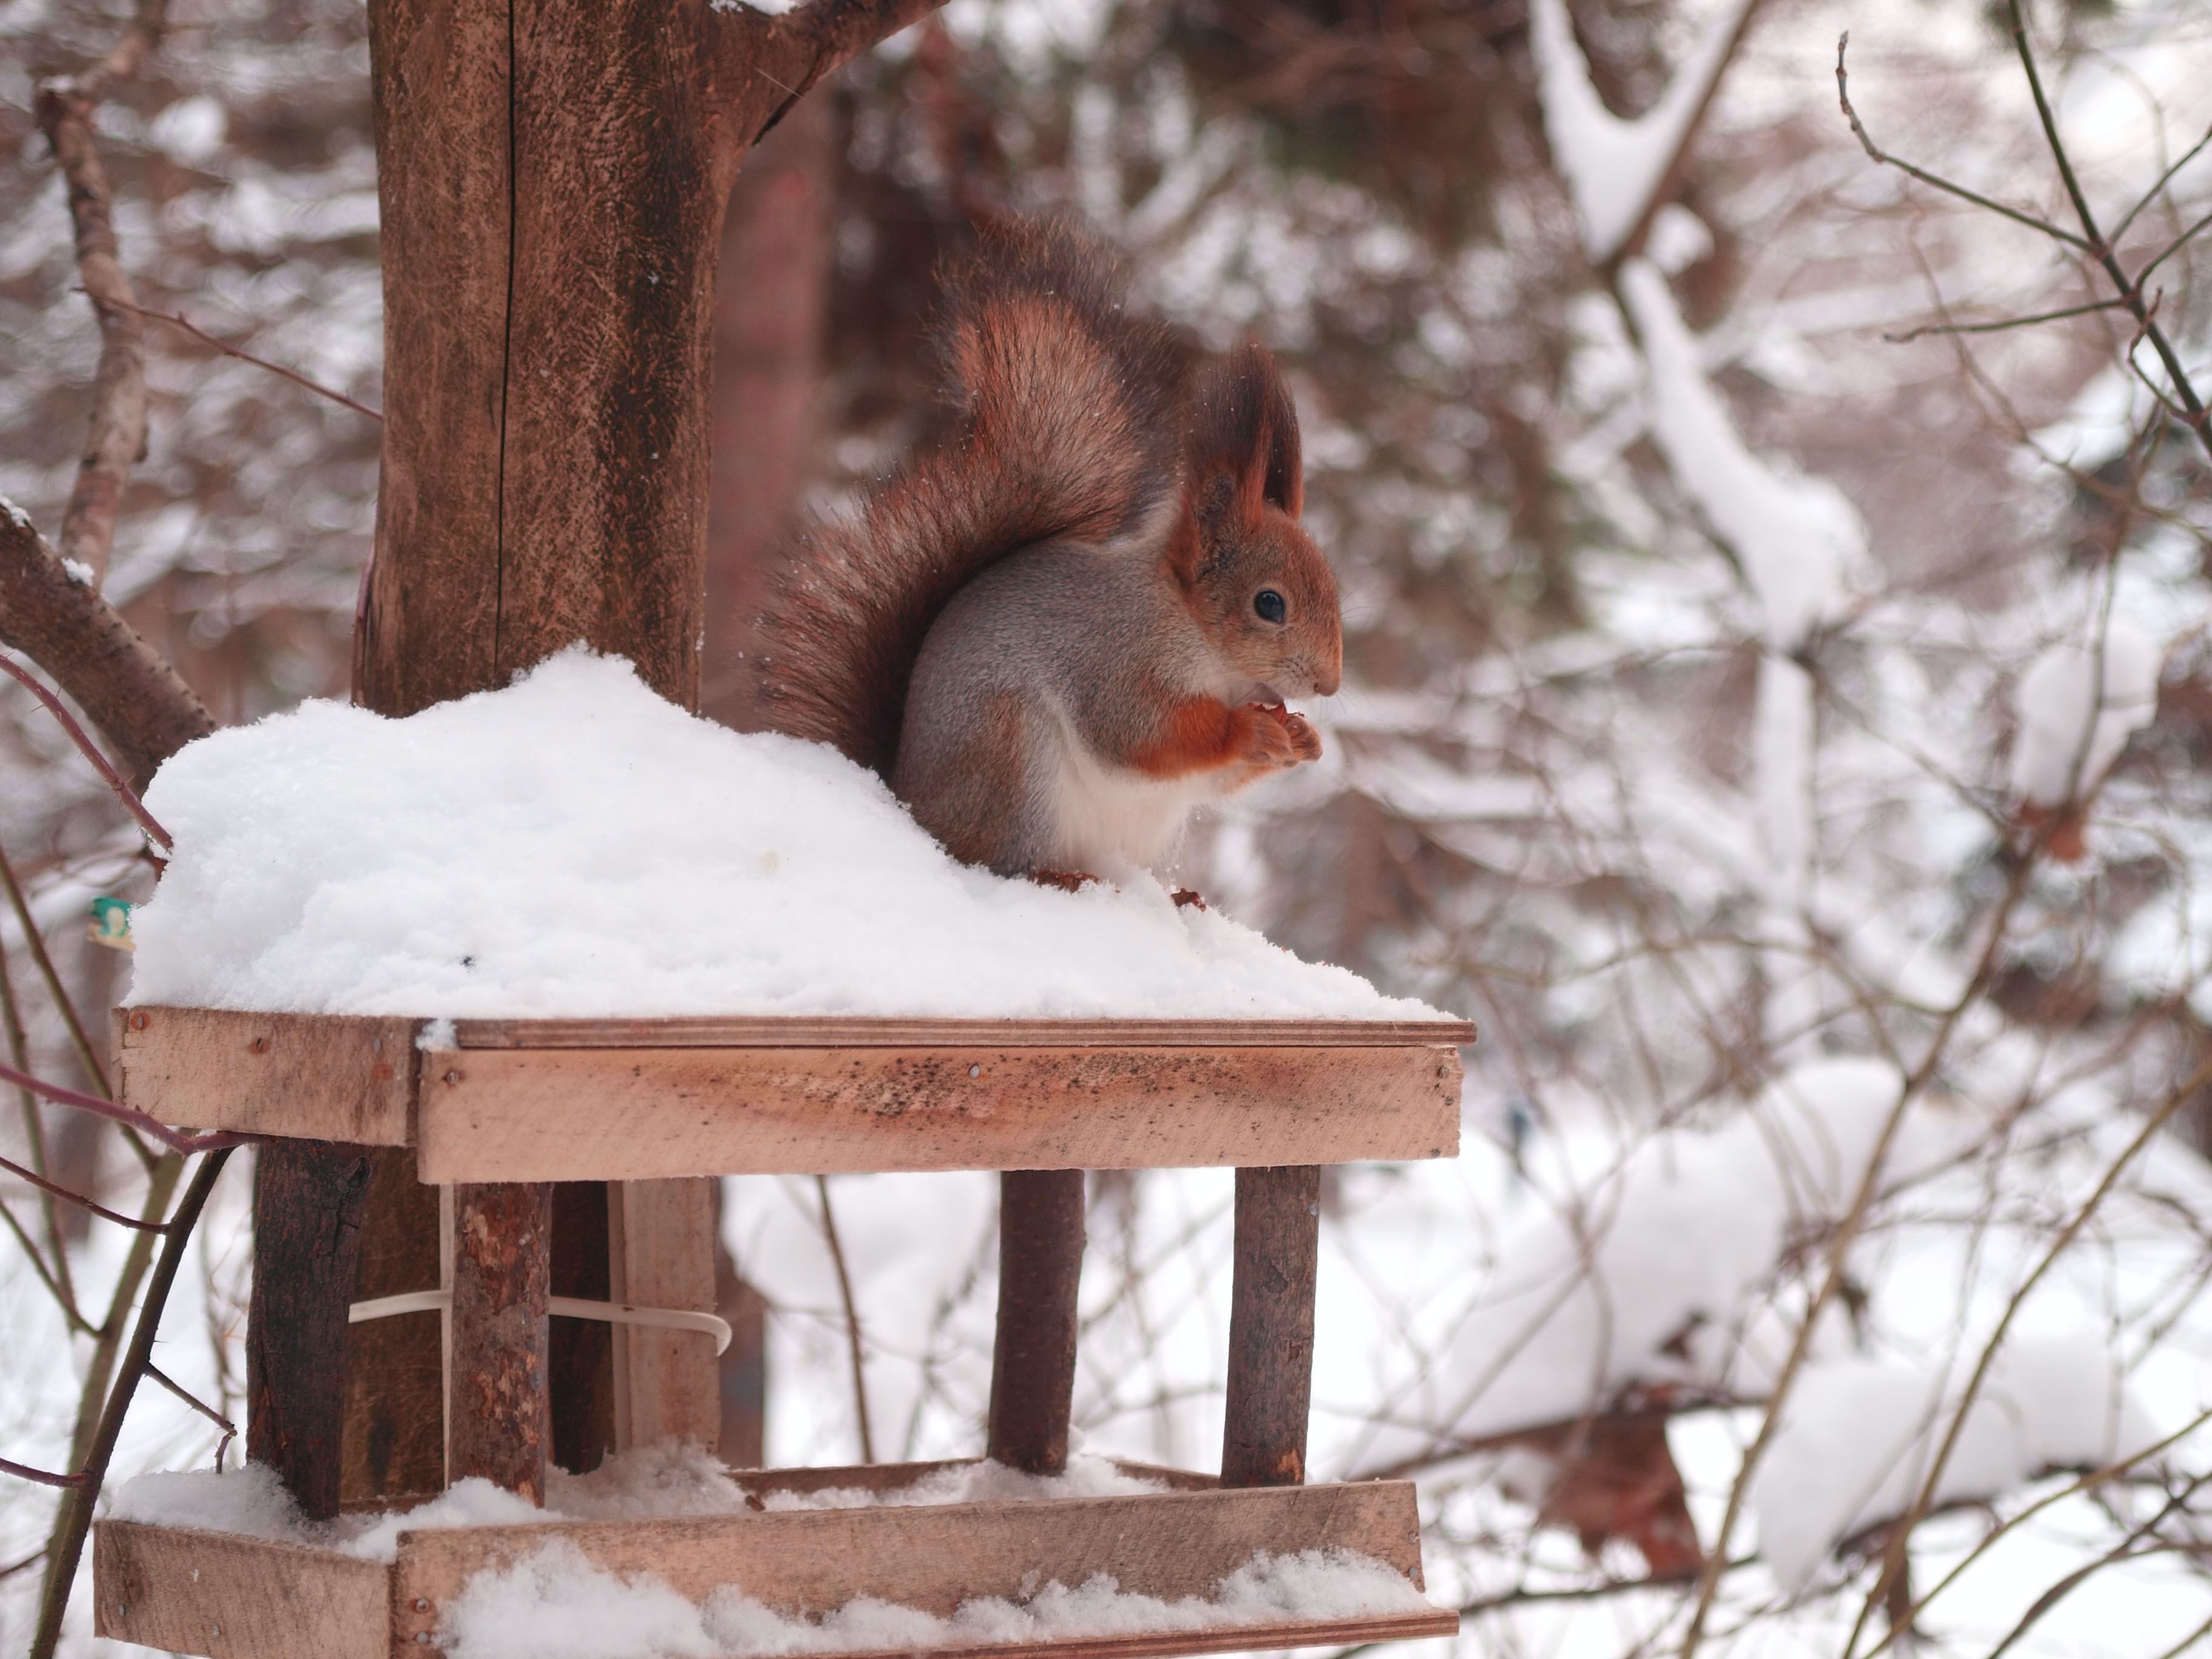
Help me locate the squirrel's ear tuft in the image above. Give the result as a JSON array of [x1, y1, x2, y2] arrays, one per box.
[[1184, 342, 1303, 526]]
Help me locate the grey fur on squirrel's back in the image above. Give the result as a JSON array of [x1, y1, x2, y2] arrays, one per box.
[[756, 218, 1183, 777]]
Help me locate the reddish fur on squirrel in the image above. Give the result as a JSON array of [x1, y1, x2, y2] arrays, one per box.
[[758, 217, 1341, 877]]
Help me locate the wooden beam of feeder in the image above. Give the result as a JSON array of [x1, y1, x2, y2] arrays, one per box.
[[447, 1181, 553, 1502], [247, 1141, 375, 1520], [987, 1169, 1085, 1474], [1221, 1165, 1321, 1488]]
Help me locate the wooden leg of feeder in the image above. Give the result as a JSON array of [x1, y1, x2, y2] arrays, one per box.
[[987, 1168, 1085, 1474], [448, 1181, 554, 1502], [1221, 1164, 1321, 1488], [609, 1176, 722, 1452], [248, 1139, 375, 1521]]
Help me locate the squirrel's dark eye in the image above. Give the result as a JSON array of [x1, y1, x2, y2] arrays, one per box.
[[1254, 589, 1287, 624]]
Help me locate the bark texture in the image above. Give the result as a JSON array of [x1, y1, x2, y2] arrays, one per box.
[[448, 1181, 554, 1502], [0, 509, 212, 794], [703, 93, 838, 729], [247, 1141, 375, 1521], [335, 0, 943, 1509]]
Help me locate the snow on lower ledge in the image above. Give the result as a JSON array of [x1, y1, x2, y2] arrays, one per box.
[[438, 1540, 1430, 1659], [124, 649, 1449, 1023], [110, 1447, 1430, 1655], [109, 1446, 1170, 1562]]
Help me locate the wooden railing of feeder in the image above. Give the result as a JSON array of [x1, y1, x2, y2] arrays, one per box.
[[96, 1006, 1472, 1659]]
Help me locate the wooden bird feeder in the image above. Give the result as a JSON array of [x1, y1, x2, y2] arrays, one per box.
[[93, 1005, 1473, 1658]]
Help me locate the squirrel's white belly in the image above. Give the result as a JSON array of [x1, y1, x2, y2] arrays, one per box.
[[1042, 719, 1221, 874]]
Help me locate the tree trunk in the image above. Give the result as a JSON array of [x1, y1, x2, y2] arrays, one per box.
[[703, 93, 839, 730], [260, 0, 942, 1509]]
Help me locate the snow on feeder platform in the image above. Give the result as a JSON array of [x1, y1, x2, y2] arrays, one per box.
[[93, 654, 1472, 1658]]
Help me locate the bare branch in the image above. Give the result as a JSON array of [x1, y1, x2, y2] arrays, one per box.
[[2002, 0, 2211, 458], [0, 501, 214, 794], [1883, 297, 2127, 343], [103, 295, 384, 424], [2136, 204, 2212, 289], [0, 843, 114, 1098], [0, 655, 173, 850], [32, 0, 172, 588], [0, 1145, 173, 1234], [1836, 34, 2090, 252], [2110, 117, 2212, 245], [30, 1147, 233, 1659], [143, 1362, 238, 1464], [814, 1173, 877, 1462], [0, 1457, 85, 1492], [0, 1059, 248, 1158]]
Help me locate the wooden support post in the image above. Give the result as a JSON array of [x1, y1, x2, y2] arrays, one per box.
[[610, 1176, 722, 1451], [447, 1182, 553, 1502], [549, 1181, 617, 1475], [987, 1168, 1085, 1475], [340, 1147, 446, 1506], [1221, 1164, 1321, 1488], [248, 1141, 375, 1520]]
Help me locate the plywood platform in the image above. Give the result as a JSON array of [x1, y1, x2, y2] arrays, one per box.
[[113, 1007, 1473, 1179], [95, 1462, 1460, 1659]]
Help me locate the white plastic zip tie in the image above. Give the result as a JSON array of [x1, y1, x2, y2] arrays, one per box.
[[347, 1289, 733, 1356]]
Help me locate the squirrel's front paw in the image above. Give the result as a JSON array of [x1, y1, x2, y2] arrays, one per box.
[[1237, 703, 1323, 769]]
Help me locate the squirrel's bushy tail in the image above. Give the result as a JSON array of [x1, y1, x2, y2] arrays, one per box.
[[757, 218, 1182, 776]]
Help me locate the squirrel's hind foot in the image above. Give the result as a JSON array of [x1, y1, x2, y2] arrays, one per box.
[[1030, 867, 1103, 894]]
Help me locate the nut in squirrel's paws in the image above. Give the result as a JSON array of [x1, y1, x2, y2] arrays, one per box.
[[1241, 702, 1323, 768]]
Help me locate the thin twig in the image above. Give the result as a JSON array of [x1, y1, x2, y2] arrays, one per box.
[[0, 1059, 247, 1156], [1843, 1051, 2212, 1656], [0, 1147, 171, 1233], [2109, 117, 2212, 245], [2134, 204, 2212, 289], [2003, 0, 2211, 457], [1836, 33, 2090, 252], [101, 295, 384, 424], [143, 1362, 238, 1466], [0, 937, 79, 1311], [30, 1146, 232, 1659], [813, 1174, 877, 1463], [0, 1458, 84, 1491], [0, 654, 173, 850], [1883, 296, 2125, 343], [0, 840, 118, 1098], [0, 1198, 94, 1333]]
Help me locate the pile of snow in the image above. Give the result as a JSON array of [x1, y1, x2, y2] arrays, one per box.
[[1528, 0, 1757, 263], [112, 1463, 547, 1563], [758, 1456, 1162, 1512], [109, 1448, 1171, 1564], [125, 650, 1450, 1022], [1363, 1059, 1959, 1455], [438, 1540, 1431, 1659], [2008, 623, 2162, 808], [113, 1447, 1433, 1658], [1751, 1338, 2159, 1589]]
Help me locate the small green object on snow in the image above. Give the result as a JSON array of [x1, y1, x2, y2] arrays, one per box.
[[89, 896, 134, 953]]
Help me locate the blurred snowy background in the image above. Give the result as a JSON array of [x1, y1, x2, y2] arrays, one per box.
[[5, 0, 2212, 1653]]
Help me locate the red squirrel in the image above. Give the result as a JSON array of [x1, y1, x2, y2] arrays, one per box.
[[759, 219, 1341, 880]]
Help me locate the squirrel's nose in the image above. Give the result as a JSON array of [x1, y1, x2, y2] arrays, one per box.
[[1312, 659, 1341, 697]]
